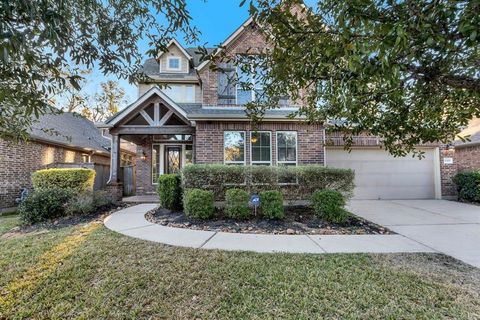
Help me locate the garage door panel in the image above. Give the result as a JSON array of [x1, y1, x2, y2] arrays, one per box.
[[326, 148, 436, 200]]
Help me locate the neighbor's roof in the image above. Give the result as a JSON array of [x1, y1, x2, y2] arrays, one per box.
[[455, 118, 480, 148], [28, 112, 111, 155]]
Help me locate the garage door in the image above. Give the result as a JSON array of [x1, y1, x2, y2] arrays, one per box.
[[326, 148, 438, 200]]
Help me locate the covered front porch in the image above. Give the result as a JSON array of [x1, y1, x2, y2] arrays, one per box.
[[102, 87, 196, 199]]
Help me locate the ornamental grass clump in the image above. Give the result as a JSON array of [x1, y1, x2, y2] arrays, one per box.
[[225, 188, 250, 219], [311, 189, 350, 223]]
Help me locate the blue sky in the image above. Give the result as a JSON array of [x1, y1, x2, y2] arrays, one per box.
[[83, 0, 315, 104]]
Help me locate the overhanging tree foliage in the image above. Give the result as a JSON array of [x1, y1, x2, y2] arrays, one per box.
[[0, 0, 197, 141], [240, 0, 480, 156]]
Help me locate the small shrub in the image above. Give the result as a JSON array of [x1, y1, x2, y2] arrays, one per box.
[[225, 188, 250, 219], [19, 188, 73, 224], [157, 174, 182, 210], [311, 189, 350, 223], [32, 168, 95, 193], [453, 171, 480, 203], [259, 190, 284, 219], [66, 191, 112, 216], [183, 189, 215, 219]]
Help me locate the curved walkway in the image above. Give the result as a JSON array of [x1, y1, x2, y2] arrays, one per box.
[[104, 204, 433, 254]]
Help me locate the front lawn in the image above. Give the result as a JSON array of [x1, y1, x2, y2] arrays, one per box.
[[1, 215, 479, 319]]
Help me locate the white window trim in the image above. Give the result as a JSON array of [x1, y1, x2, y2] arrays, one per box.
[[276, 131, 298, 166], [223, 131, 246, 165], [235, 64, 255, 105], [250, 131, 272, 165], [166, 56, 182, 71], [162, 84, 195, 103]]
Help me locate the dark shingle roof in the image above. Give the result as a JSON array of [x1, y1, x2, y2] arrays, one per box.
[[177, 103, 302, 120], [28, 112, 111, 154]]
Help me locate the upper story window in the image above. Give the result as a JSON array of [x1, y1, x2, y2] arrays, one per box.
[[224, 131, 246, 165], [166, 56, 181, 71], [162, 84, 195, 103], [236, 62, 266, 105]]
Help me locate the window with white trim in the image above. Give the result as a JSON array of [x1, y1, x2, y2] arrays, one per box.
[[250, 131, 271, 165], [236, 62, 266, 105], [224, 131, 246, 165], [167, 56, 181, 71], [276, 131, 297, 165]]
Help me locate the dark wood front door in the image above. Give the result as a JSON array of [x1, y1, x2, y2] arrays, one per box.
[[165, 146, 182, 174]]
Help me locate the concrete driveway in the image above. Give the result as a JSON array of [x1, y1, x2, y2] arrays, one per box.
[[349, 200, 480, 268]]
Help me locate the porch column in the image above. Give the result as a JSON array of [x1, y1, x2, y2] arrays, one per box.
[[108, 133, 121, 183]]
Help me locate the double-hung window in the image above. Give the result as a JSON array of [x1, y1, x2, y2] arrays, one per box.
[[224, 131, 246, 165], [167, 56, 181, 71], [250, 131, 271, 165], [276, 131, 297, 166], [236, 59, 267, 104]]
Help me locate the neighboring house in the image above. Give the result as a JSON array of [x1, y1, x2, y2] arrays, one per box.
[[100, 17, 456, 201], [454, 118, 480, 171], [0, 112, 135, 210]]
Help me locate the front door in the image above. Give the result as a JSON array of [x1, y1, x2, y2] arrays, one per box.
[[165, 146, 182, 174]]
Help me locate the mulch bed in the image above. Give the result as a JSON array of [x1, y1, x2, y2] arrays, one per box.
[[145, 206, 393, 235]]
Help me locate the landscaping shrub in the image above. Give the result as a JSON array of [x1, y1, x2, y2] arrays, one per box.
[[183, 189, 215, 219], [66, 191, 112, 216], [453, 171, 480, 203], [157, 174, 182, 210], [19, 188, 73, 224], [32, 168, 95, 193], [259, 190, 284, 219], [311, 189, 350, 223], [182, 164, 354, 201], [225, 188, 250, 219]]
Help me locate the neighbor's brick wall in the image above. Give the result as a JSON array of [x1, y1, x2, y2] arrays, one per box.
[[195, 121, 325, 165], [455, 145, 480, 172], [0, 139, 110, 209]]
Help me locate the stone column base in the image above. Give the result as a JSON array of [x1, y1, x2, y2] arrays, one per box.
[[106, 183, 124, 204]]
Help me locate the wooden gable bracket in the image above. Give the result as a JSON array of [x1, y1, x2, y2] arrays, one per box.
[[137, 102, 186, 127]]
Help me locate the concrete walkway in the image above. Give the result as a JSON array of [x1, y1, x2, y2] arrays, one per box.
[[349, 200, 480, 268], [104, 204, 433, 254]]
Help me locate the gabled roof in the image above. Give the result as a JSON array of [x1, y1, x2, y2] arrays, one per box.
[[196, 17, 254, 71], [158, 39, 193, 60], [104, 86, 190, 127], [28, 112, 111, 155], [455, 118, 480, 148]]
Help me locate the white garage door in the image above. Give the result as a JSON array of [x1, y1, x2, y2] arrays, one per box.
[[326, 148, 438, 200]]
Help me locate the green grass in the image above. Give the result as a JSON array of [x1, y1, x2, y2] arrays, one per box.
[[0, 216, 479, 319], [0, 214, 20, 236]]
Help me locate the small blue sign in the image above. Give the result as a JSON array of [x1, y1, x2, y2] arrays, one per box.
[[250, 194, 260, 206]]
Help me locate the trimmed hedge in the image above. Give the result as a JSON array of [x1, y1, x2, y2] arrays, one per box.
[[182, 164, 355, 201], [183, 189, 215, 219], [32, 168, 95, 193], [311, 189, 350, 223], [225, 188, 250, 219], [157, 174, 182, 210], [453, 171, 480, 203], [19, 188, 73, 224], [259, 190, 284, 219]]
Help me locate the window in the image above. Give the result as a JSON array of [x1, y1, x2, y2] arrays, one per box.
[[81, 154, 91, 163], [276, 131, 297, 165], [224, 131, 246, 165], [167, 56, 181, 71], [152, 145, 160, 184], [162, 85, 195, 103], [185, 145, 193, 165], [236, 61, 266, 105], [251, 131, 271, 165]]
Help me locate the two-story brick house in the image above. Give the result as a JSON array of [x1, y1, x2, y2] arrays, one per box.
[[102, 17, 456, 201]]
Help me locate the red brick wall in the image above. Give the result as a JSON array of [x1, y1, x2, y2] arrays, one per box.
[[439, 146, 457, 198], [195, 121, 325, 165], [135, 136, 155, 195], [455, 145, 480, 172], [0, 139, 110, 209]]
